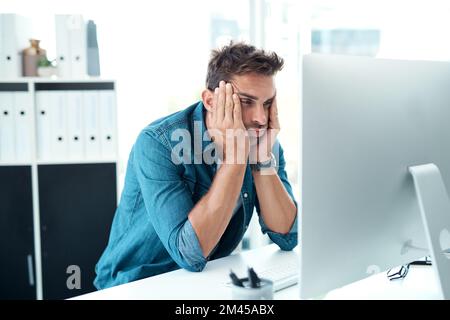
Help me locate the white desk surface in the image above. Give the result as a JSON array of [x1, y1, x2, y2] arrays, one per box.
[[72, 244, 441, 300]]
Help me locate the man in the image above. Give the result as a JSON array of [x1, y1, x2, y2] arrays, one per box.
[[94, 42, 298, 289]]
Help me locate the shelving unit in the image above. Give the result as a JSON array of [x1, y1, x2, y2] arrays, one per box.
[[0, 78, 119, 300]]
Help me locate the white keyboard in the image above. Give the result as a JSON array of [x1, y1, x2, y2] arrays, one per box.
[[225, 257, 299, 292], [257, 259, 299, 292]]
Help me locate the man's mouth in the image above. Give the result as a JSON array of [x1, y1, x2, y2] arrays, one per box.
[[248, 128, 267, 138]]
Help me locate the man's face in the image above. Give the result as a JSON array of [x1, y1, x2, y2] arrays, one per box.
[[230, 73, 276, 138]]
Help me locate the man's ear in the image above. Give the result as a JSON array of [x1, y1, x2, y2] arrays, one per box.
[[202, 89, 214, 112]]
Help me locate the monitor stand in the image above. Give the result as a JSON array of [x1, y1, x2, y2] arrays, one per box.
[[409, 163, 450, 300]]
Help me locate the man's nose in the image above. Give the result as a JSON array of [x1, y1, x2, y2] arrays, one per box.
[[251, 104, 267, 125]]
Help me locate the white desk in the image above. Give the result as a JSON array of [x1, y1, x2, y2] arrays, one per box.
[[72, 244, 441, 300]]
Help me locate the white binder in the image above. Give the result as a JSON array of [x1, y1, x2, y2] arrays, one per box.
[[55, 15, 72, 78], [13, 92, 33, 162], [69, 15, 87, 78], [55, 14, 87, 79], [36, 91, 53, 160], [1, 14, 31, 79], [50, 91, 68, 159], [83, 91, 101, 158], [0, 15, 4, 76], [0, 92, 16, 161], [66, 91, 85, 159], [99, 90, 117, 159]]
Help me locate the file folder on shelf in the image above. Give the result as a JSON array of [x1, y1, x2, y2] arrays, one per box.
[[0, 15, 4, 76], [0, 14, 32, 79], [69, 15, 87, 79], [83, 91, 101, 159], [54, 15, 72, 79], [13, 92, 33, 161], [49, 91, 69, 159], [99, 90, 117, 159], [87, 20, 100, 77], [66, 91, 85, 159], [35, 91, 53, 161], [0, 92, 16, 161], [55, 14, 87, 79]]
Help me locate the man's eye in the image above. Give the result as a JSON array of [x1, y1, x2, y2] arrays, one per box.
[[241, 99, 253, 105], [263, 101, 273, 108]]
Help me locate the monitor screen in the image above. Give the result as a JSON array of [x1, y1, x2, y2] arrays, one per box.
[[300, 54, 450, 299]]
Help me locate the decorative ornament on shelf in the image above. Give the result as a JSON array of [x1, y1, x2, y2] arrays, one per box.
[[22, 39, 46, 77], [37, 56, 58, 77]]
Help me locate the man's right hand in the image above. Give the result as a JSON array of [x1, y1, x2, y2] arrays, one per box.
[[207, 80, 249, 164], [191, 81, 250, 257]]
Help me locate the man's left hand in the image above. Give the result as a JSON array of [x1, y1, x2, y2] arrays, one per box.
[[250, 97, 280, 163]]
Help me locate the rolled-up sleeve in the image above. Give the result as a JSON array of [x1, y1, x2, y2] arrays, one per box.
[[133, 130, 206, 272], [255, 141, 298, 251]]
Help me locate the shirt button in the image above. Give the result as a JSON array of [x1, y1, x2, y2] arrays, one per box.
[[243, 192, 248, 199]]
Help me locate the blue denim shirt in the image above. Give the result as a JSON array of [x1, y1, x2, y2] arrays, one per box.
[[94, 101, 298, 290]]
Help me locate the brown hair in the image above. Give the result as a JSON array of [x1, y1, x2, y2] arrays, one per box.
[[205, 42, 284, 90]]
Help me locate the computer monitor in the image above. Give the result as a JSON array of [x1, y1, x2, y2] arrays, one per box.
[[300, 54, 450, 299]]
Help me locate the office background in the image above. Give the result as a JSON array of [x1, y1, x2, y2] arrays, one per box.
[[1, 0, 450, 299]]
